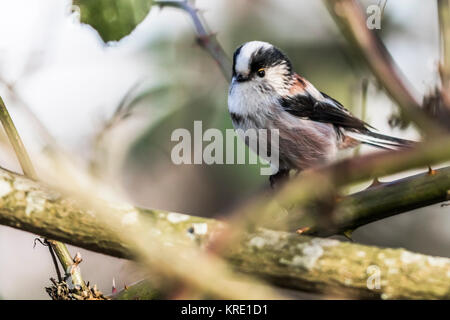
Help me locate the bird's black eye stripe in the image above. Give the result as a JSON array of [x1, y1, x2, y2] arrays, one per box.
[[250, 46, 292, 75], [232, 44, 244, 77], [232, 43, 292, 80]]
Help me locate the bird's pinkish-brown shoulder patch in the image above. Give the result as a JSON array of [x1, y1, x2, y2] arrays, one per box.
[[289, 73, 307, 95], [338, 135, 361, 149]]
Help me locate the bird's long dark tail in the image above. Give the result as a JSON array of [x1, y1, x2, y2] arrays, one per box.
[[347, 130, 416, 150]]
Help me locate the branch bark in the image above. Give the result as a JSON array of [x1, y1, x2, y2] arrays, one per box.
[[299, 166, 450, 236], [0, 167, 449, 299]]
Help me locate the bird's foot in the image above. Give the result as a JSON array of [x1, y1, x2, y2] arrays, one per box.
[[296, 227, 311, 235], [342, 229, 355, 242], [366, 177, 384, 189], [269, 169, 290, 189], [427, 165, 437, 176]]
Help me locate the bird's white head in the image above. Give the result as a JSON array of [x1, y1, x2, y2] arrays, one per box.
[[231, 41, 293, 95]]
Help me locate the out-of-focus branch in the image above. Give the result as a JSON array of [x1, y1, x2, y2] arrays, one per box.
[[156, 0, 232, 80], [439, 0, 450, 83], [324, 0, 449, 133], [438, 0, 450, 111], [0, 97, 37, 178], [0, 168, 449, 299]]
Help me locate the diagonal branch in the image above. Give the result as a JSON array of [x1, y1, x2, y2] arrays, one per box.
[[0, 97, 37, 178], [299, 166, 450, 236], [324, 0, 449, 133]]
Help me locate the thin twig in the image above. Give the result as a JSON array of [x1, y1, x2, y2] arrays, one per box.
[[33, 238, 63, 282], [156, 0, 232, 80], [378, 0, 387, 17], [44, 240, 63, 282]]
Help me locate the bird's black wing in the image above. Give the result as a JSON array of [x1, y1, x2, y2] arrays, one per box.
[[279, 91, 415, 148], [279, 91, 370, 132]]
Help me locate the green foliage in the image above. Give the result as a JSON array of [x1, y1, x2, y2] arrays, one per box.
[[74, 0, 153, 42]]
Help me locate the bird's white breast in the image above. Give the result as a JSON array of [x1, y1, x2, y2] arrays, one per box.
[[228, 80, 278, 118]]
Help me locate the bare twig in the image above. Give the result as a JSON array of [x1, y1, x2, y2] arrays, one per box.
[[156, 0, 232, 80], [378, 0, 387, 17]]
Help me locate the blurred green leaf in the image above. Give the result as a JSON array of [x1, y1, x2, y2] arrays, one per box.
[[73, 0, 153, 42]]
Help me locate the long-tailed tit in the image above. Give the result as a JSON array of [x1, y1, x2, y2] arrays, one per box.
[[228, 41, 414, 187]]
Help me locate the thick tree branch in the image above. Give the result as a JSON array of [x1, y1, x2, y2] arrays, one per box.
[[0, 168, 449, 299]]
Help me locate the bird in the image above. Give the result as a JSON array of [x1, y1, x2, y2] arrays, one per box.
[[227, 41, 415, 187]]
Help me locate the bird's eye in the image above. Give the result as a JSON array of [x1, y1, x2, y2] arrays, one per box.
[[257, 68, 265, 78]]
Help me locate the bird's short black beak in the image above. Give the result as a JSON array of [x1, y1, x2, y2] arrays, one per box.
[[235, 74, 249, 82]]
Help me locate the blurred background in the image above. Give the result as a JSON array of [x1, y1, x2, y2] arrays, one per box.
[[0, 0, 448, 299]]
